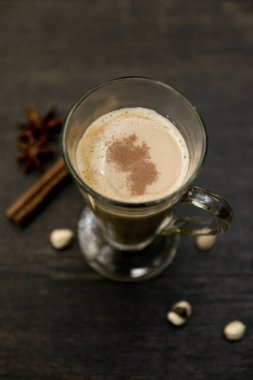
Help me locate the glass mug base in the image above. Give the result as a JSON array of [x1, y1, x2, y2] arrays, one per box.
[[77, 207, 179, 282]]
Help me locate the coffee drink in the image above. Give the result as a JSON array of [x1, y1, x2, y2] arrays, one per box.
[[75, 107, 190, 249], [76, 107, 189, 203], [63, 78, 232, 280]]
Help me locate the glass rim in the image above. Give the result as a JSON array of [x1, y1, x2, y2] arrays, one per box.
[[61, 76, 207, 208]]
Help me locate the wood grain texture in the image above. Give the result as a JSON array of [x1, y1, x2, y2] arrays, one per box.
[[0, 1, 253, 379]]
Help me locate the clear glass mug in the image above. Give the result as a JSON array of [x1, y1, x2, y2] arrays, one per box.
[[62, 77, 233, 282]]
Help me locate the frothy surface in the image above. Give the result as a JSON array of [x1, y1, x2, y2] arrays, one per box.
[[76, 107, 189, 202]]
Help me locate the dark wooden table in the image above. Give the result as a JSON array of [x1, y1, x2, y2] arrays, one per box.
[[1, 1, 253, 379]]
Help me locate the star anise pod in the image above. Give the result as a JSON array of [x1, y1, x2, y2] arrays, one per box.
[[16, 129, 55, 173], [18, 106, 63, 141]]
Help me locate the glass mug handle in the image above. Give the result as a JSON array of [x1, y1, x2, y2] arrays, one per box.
[[161, 186, 233, 236]]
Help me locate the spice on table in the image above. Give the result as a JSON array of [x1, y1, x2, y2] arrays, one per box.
[[19, 106, 62, 140], [6, 158, 70, 226], [16, 107, 63, 173], [196, 235, 217, 251], [167, 300, 192, 326], [17, 130, 55, 172], [50, 229, 74, 249], [223, 320, 246, 341]]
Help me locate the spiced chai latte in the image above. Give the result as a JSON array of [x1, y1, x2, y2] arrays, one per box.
[[76, 107, 189, 203]]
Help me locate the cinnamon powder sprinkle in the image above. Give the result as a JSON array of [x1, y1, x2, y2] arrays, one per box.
[[107, 133, 159, 195]]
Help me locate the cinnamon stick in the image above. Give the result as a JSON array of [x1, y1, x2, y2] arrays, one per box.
[[6, 158, 70, 226]]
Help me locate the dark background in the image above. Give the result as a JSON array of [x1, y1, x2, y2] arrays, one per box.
[[1, 1, 253, 379]]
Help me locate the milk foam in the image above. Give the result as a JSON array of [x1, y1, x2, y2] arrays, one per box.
[[76, 107, 189, 202]]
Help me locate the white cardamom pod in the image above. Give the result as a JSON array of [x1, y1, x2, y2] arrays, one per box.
[[167, 300, 192, 326], [50, 229, 74, 249], [196, 235, 216, 251], [224, 320, 246, 341]]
